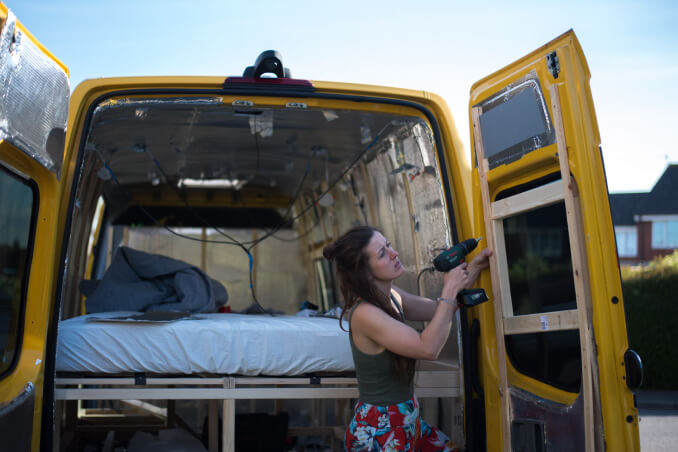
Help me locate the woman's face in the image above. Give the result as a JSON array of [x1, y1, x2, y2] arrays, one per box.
[[365, 231, 405, 283]]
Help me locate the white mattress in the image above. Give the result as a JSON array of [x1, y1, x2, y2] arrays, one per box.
[[56, 312, 353, 376]]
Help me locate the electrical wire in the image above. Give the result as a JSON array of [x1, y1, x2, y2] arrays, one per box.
[[92, 118, 397, 314], [98, 144, 315, 315], [133, 118, 395, 249], [247, 154, 312, 247], [95, 148, 272, 314], [416, 266, 435, 296], [147, 149, 272, 314], [148, 146, 314, 248], [249, 121, 393, 246], [270, 214, 319, 242]]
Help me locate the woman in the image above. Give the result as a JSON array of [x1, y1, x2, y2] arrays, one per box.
[[323, 226, 491, 451]]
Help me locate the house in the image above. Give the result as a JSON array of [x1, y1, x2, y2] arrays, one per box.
[[609, 164, 678, 265]]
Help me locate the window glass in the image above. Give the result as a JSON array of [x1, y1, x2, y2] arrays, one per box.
[[615, 227, 638, 257], [669, 221, 678, 247], [476, 71, 556, 169], [0, 168, 36, 375], [652, 220, 678, 249], [506, 330, 581, 393], [652, 222, 665, 248], [503, 202, 576, 315]]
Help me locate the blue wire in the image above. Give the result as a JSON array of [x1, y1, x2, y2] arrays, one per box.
[[248, 253, 254, 289]]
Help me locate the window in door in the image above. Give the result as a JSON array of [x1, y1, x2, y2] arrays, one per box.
[[503, 201, 576, 315], [476, 71, 556, 170], [0, 167, 37, 376], [501, 199, 581, 392]]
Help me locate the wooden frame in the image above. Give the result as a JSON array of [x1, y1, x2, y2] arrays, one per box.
[[550, 86, 597, 451], [471, 107, 513, 451], [55, 361, 459, 452], [471, 85, 597, 452]]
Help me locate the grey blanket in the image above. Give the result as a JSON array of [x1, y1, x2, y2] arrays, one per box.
[[83, 247, 228, 313]]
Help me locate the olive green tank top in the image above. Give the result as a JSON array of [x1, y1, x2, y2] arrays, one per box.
[[348, 295, 414, 406]]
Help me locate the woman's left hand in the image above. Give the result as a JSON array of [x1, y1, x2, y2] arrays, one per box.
[[465, 248, 493, 288], [470, 248, 492, 270]]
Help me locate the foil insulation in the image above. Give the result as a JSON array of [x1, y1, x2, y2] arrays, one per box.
[[0, 11, 69, 178]]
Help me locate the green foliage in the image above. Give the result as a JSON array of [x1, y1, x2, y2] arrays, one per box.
[[622, 251, 678, 389]]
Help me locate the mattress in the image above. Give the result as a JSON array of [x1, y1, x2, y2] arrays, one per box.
[[56, 312, 353, 376]]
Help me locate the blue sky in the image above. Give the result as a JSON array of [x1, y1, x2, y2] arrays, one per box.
[[9, 0, 678, 193]]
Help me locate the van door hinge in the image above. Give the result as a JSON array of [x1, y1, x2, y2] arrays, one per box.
[[546, 51, 560, 79]]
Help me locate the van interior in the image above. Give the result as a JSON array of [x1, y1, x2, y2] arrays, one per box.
[[54, 92, 465, 451]]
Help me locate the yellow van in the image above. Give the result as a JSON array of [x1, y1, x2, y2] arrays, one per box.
[[0, 4, 642, 451]]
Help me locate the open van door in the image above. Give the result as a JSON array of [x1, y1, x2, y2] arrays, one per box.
[[469, 30, 641, 451], [0, 5, 70, 451]]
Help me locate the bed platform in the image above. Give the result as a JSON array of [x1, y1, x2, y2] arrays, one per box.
[[56, 312, 354, 375], [54, 312, 460, 451]]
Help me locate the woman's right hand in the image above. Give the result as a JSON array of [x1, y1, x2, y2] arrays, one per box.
[[440, 263, 469, 300]]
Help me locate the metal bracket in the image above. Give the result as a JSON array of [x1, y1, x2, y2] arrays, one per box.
[[546, 51, 560, 79]]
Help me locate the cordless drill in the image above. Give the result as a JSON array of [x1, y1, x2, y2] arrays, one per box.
[[433, 237, 488, 307]]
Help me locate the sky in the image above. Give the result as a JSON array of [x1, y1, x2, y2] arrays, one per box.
[[9, 0, 678, 193]]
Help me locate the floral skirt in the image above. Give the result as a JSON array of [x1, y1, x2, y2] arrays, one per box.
[[344, 396, 459, 451]]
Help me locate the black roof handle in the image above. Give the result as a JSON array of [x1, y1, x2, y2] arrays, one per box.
[[243, 50, 291, 79]]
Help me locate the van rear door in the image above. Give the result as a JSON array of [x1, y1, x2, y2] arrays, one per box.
[[0, 5, 69, 451], [469, 30, 640, 451]]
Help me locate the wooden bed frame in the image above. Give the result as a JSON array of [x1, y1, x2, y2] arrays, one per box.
[[54, 361, 460, 452]]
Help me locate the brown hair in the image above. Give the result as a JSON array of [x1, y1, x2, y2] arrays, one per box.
[[323, 226, 415, 385]]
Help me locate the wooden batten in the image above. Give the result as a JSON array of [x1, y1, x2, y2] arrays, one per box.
[[471, 106, 513, 452], [297, 196, 317, 303], [359, 162, 379, 227], [401, 172, 423, 279], [549, 85, 596, 452], [490, 180, 564, 220], [223, 399, 235, 452], [503, 310, 579, 335], [492, 219, 514, 318]]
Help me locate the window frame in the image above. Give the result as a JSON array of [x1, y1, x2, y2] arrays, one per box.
[[0, 164, 39, 380], [491, 178, 582, 391], [475, 71, 556, 170]]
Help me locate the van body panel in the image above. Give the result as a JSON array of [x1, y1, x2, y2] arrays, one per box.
[[469, 30, 639, 451], [0, 6, 69, 449], [0, 6, 69, 178]]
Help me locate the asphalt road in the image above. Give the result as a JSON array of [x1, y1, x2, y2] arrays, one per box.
[[638, 409, 678, 451]]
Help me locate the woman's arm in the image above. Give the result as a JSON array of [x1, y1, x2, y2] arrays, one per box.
[[352, 265, 468, 361], [393, 286, 438, 321], [397, 248, 493, 322], [393, 286, 438, 322]]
